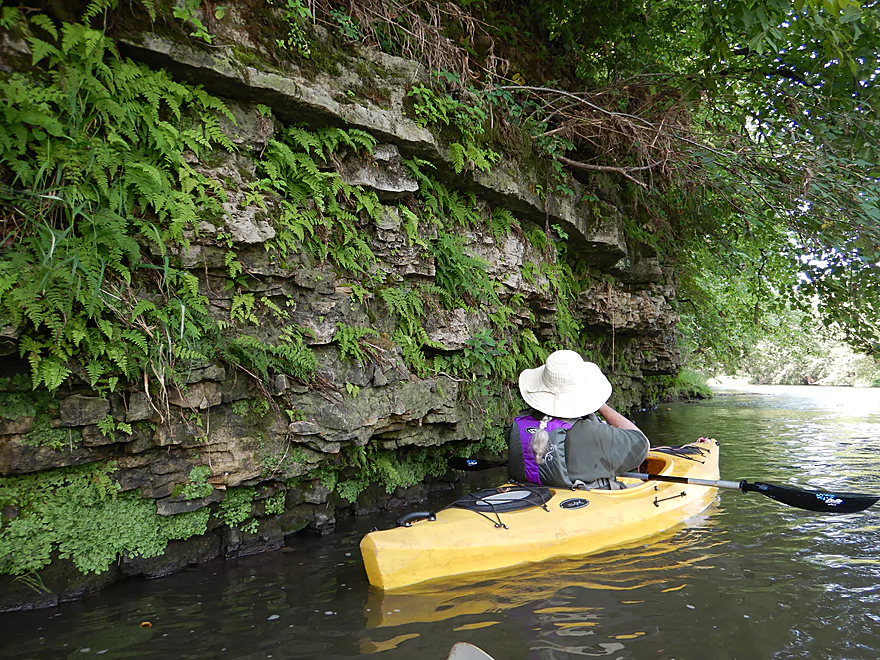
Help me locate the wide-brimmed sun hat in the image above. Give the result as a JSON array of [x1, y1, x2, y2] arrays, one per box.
[[518, 349, 612, 418]]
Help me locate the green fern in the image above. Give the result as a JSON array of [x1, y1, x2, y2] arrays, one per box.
[[230, 293, 259, 325], [226, 330, 317, 382], [257, 125, 381, 276], [0, 12, 235, 394], [334, 323, 379, 367], [432, 232, 500, 310]]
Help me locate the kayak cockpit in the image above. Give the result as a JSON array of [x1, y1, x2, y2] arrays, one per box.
[[617, 451, 674, 488]]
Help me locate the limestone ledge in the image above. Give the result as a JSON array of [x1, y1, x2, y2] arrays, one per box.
[[117, 32, 651, 275]]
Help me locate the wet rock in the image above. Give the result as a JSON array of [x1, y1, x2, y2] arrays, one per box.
[[288, 420, 321, 435], [124, 432, 157, 454], [258, 504, 323, 537], [309, 507, 336, 534], [0, 556, 121, 613], [371, 207, 436, 278], [115, 455, 187, 498], [197, 447, 265, 487], [471, 156, 628, 267], [218, 100, 275, 152], [226, 206, 276, 244], [424, 308, 489, 351], [182, 363, 227, 384], [293, 268, 336, 294], [290, 295, 366, 346], [470, 231, 525, 280], [353, 482, 391, 515], [220, 372, 260, 404], [302, 481, 333, 505], [116, 452, 191, 479], [118, 34, 439, 159], [387, 482, 428, 509], [0, 437, 118, 476], [140, 481, 178, 499], [125, 392, 156, 422], [299, 436, 343, 454], [0, 416, 34, 436], [120, 533, 223, 579], [156, 489, 224, 516], [119, 34, 632, 273], [372, 368, 388, 387], [268, 375, 289, 397], [191, 152, 276, 246], [167, 242, 228, 269], [221, 525, 283, 558], [608, 244, 663, 284], [81, 425, 121, 447], [108, 392, 126, 421], [576, 283, 679, 334]]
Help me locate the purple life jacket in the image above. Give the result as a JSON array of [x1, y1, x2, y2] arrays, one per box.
[[512, 414, 574, 485]]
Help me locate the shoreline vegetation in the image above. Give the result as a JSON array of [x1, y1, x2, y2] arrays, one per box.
[[704, 341, 880, 388]]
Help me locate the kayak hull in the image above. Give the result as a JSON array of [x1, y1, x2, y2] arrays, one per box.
[[360, 439, 720, 590]]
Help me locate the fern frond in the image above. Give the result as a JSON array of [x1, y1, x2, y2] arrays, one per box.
[[284, 126, 323, 156], [28, 14, 58, 40], [26, 37, 61, 67], [346, 129, 376, 153]]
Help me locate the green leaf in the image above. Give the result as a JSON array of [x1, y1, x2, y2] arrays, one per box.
[[26, 37, 60, 65], [29, 14, 58, 40]]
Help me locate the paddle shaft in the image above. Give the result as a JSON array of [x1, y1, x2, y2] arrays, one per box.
[[621, 471, 744, 491], [623, 471, 879, 513]]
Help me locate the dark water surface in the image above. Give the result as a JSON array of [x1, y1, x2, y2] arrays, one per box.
[[2, 385, 879, 659]]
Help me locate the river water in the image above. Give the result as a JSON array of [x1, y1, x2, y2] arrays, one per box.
[[1, 385, 879, 659]]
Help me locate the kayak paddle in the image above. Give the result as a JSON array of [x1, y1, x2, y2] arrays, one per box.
[[621, 472, 880, 514], [448, 457, 506, 471], [447, 458, 879, 514]]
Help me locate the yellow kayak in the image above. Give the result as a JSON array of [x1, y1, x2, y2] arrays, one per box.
[[360, 439, 720, 591]]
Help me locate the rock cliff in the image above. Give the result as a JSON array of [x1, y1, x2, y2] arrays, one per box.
[[0, 9, 682, 610]]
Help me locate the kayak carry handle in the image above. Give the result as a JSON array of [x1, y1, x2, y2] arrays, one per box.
[[397, 511, 436, 527]]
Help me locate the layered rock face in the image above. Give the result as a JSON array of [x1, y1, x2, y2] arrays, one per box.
[[0, 21, 681, 609]]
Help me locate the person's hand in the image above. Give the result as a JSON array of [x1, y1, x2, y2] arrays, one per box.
[[597, 404, 640, 431]]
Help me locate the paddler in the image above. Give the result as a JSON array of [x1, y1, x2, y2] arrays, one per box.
[[508, 349, 649, 489]]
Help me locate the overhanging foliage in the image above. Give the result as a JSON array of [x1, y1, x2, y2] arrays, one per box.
[[320, 0, 880, 362]]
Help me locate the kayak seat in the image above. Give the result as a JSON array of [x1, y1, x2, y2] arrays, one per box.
[[644, 453, 674, 474]]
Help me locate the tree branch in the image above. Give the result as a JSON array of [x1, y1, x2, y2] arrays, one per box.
[[557, 156, 663, 188]]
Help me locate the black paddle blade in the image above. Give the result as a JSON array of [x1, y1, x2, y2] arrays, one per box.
[[743, 481, 880, 514], [447, 457, 507, 471]]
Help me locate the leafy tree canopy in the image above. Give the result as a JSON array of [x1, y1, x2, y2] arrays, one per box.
[[458, 0, 880, 366]]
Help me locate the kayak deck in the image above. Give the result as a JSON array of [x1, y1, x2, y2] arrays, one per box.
[[360, 440, 720, 590]]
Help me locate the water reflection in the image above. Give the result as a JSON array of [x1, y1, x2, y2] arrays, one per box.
[[361, 515, 723, 657]]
